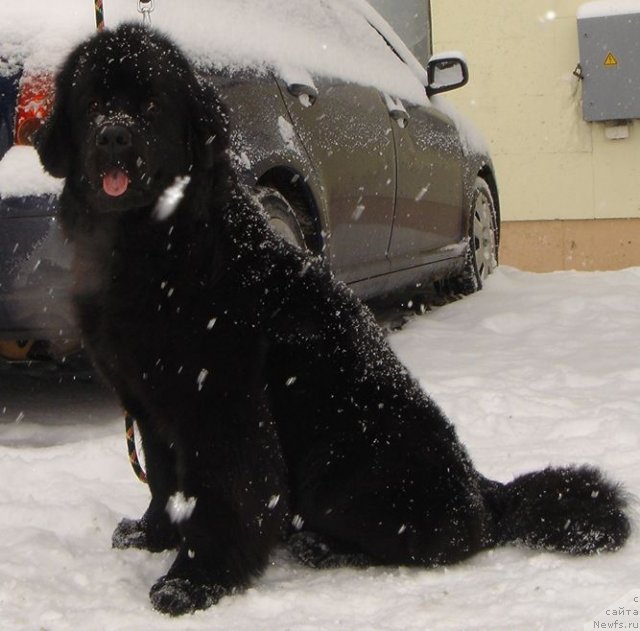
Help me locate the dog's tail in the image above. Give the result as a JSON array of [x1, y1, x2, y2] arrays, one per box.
[[480, 465, 631, 554]]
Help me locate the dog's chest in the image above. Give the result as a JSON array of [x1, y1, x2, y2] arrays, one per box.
[[74, 234, 210, 360]]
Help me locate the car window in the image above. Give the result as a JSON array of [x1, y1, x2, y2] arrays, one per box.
[[366, 0, 431, 67], [314, 1, 427, 102]]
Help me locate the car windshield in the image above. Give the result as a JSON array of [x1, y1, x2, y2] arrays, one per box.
[[0, 0, 427, 104]]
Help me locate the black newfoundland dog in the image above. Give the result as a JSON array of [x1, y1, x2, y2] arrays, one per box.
[[37, 25, 630, 616]]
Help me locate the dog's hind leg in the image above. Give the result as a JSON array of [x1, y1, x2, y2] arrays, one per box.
[[287, 531, 377, 569], [292, 446, 495, 570]]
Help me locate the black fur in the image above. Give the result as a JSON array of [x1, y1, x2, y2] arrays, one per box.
[[36, 25, 631, 616]]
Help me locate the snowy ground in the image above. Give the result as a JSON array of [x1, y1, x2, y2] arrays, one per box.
[[0, 266, 638, 630]]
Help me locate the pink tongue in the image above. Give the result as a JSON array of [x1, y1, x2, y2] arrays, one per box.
[[103, 169, 130, 197]]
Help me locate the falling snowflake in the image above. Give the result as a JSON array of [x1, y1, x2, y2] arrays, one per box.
[[166, 492, 197, 524]]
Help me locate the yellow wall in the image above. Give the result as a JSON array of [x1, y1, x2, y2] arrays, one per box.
[[431, 0, 640, 223]]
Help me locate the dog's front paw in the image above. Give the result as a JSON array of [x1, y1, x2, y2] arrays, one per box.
[[112, 517, 178, 552], [112, 518, 150, 550], [149, 576, 226, 616]]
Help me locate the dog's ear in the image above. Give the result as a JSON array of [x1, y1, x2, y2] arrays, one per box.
[[187, 75, 229, 171], [35, 77, 72, 179]]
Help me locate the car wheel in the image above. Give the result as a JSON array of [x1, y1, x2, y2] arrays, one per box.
[[255, 188, 307, 251], [454, 177, 499, 294]]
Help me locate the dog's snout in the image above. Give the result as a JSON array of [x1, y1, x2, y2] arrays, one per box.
[[96, 124, 133, 151]]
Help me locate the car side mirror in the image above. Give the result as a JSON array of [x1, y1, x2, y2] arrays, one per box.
[[426, 54, 469, 96]]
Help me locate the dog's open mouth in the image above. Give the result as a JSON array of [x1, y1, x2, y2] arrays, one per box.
[[102, 168, 130, 197]]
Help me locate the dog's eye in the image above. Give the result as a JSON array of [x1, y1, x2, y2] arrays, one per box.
[[143, 99, 160, 117]]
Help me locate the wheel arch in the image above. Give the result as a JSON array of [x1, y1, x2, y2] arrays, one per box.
[[256, 166, 324, 255], [477, 164, 500, 249]]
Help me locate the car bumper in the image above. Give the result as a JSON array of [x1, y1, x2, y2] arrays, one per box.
[[0, 194, 78, 340]]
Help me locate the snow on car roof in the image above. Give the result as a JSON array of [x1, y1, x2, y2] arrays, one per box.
[[0, 0, 428, 105], [0, 0, 439, 198]]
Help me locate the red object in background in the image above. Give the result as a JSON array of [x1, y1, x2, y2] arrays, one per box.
[[14, 72, 54, 146]]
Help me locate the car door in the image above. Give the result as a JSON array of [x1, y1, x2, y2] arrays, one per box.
[[276, 74, 396, 284], [385, 93, 465, 269]]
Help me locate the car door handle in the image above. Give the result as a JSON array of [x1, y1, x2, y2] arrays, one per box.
[[287, 83, 318, 107], [384, 94, 410, 129], [390, 108, 410, 128]]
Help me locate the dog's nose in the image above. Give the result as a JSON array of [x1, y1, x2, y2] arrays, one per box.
[[96, 125, 132, 151]]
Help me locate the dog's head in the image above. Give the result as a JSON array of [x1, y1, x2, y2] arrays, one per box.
[[37, 24, 227, 213]]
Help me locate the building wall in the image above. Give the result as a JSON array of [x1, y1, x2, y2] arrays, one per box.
[[431, 0, 640, 270]]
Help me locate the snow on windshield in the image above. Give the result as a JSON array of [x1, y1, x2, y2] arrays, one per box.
[[0, 0, 427, 104]]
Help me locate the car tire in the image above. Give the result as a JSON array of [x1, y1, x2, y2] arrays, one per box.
[[255, 188, 308, 251], [454, 177, 499, 294]]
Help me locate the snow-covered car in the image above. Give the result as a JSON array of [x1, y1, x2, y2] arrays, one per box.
[[0, 0, 500, 360]]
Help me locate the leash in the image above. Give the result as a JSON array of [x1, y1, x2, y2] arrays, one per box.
[[95, 0, 105, 31], [93, 1, 155, 483], [125, 412, 148, 484]]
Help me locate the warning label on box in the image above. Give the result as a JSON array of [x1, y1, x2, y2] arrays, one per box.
[[604, 51, 618, 66]]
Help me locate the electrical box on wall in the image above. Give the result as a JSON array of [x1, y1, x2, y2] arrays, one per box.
[[577, 3, 640, 122]]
